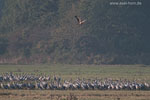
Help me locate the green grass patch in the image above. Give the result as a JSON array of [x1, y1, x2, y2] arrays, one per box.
[[0, 64, 150, 81]]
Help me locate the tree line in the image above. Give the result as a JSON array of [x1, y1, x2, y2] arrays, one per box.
[[0, 0, 150, 64]]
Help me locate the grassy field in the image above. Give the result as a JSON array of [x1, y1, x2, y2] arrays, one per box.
[[0, 64, 150, 100], [0, 64, 150, 81], [0, 90, 150, 100]]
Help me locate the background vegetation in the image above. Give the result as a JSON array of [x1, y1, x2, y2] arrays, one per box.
[[0, 0, 150, 64]]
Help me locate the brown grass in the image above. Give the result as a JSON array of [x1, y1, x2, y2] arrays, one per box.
[[0, 90, 150, 100]]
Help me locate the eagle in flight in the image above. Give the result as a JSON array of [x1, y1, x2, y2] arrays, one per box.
[[75, 16, 86, 25]]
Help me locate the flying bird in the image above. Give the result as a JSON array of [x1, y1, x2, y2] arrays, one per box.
[[75, 16, 86, 25]]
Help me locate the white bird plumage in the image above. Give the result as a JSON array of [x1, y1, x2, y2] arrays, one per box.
[[75, 16, 86, 25]]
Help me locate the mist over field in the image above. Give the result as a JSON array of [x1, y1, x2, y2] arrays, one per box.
[[0, 0, 150, 64]]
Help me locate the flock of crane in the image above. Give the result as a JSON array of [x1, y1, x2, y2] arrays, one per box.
[[0, 73, 150, 90]]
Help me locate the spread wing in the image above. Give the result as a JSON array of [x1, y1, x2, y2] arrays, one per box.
[[81, 20, 86, 24], [75, 16, 81, 23]]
